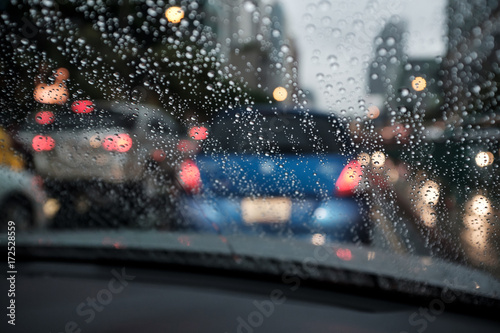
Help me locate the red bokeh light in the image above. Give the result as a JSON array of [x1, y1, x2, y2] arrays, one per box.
[[71, 100, 94, 114], [189, 126, 208, 140], [103, 133, 132, 152], [35, 111, 55, 125], [152, 149, 166, 162], [336, 248, 352, 261], [102, 136, 117, 151], [32, 135, 55, 151], [177, 236, 191, 246], [335, 160, 362, 197], [179, 159, 201, 193]]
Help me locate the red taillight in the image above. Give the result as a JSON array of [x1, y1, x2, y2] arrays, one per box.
[[335, 160, 362, 196], [32, 135, 55, 151], [103, 133, 132, 152], [152, 149, 166, 162], [179, 159, 201, 193], [31, 175, 44, 189], [71, 100, 94, 114], [35, 111, 55, 125], [336, 248, 352, 261], [189, 126, 208, 140]]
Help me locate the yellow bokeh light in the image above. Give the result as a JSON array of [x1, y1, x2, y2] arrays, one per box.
[[43, 198, 60, 219], [367, 106, 380, 119], [421, 180, 440, 205], [165, 6, 184, 23], [357, 153, 370, 166], [412, 77, 427, 91], [89, 135, 102, 148], [466, 194, 492, 217], [420, 206, 437, 228], [475, 151, 494, 167], [273, 87, 288, 101], [311, 233, 325, 246], [371, 151, 386, 167]]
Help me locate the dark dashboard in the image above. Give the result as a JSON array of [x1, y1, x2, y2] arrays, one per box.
[[3, 261, 499, 333]]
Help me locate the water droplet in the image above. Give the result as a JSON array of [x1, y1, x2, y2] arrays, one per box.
[[306, 24, 316, 34], [243, 1, 256, 12]]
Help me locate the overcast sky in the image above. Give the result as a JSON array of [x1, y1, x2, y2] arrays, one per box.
[[281, 0, 447, 114]]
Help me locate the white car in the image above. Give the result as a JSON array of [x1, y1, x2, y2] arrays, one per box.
[[17, 100, 183, 183], [0, 166, 48, 230], [15, 100, 185, 227]]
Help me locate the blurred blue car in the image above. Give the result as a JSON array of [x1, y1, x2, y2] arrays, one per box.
[[180, 106, 370, 244]]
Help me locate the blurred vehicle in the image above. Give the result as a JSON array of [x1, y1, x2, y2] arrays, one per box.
[[182, 106, 370, 244], [15, 101, 185, 227], [435, 114, 500, 197], [0, 166, 48, 230]]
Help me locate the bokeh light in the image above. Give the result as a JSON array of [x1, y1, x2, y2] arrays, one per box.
[[371, 151, 386, 167], [72, 100, 94, 114], [165, 6, 184, 23], [32, 135, 55, 151], [335, 160, 362, 196], [475, 151, 494, 167], [367, 106, 380, 119], [179, 159, 201, 193], [336, 248, 352, 261], [33, 67, 70, 105], [411, 77, 427, 91], [420, 205, 437, 228], [421, 180, 440, 205], [357, 153, 370, 166], [273, 86, 288, 101], [152, 149, 166, 162], [43, 198, 60, 219], [311, 233, 325, 246], [54, 67, 69, 80], [466, 194, 492, 217], [189, 126, 209, 140], [115, 134, 133, 152], [103, 133, 133, 152], [35, 111, 55, 125], [462, 194, 494, 264], [89, 135, 102, 148]]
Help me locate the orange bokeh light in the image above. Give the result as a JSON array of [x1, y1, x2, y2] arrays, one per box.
[[367, 106, 380, 119], [273, 87, 288, 101], [33, 67, 70, 105], [411, 77, 427, 91], [165, 6, 184, 23], [103, 133, 133, 152]]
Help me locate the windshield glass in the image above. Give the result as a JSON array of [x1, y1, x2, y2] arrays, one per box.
[[1, 0, 500, 302]]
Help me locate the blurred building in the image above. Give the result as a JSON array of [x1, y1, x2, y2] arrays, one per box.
[[443, 0, 500, 122], [366, 20, 407, 124], [203, 0, 299, 104], [367, 20, 443, 123], [368, 21, 406, 96]]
